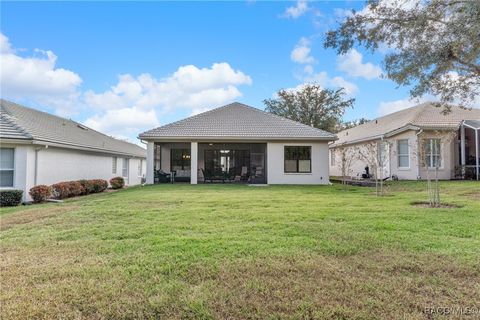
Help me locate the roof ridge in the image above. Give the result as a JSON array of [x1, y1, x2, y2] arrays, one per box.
[[140, 101, 336, 137], [140, 102, 239, 136]]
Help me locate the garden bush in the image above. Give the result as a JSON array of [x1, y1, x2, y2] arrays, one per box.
[[91, 179, 108, 193], [109, 177, 125, 189], [79, 180, 94, 194], [0, 189, 23, 206], [51, 182, 71, 199], [29, 185, 52, 203]]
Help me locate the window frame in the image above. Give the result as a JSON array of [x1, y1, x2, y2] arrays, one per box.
[[122, 158, 129, 178], [424, 138, 441, 168], [284, 146, 312, 174], [137, 159, 143, 177], [397, 139, 410, 169], [0, 148, 15, 188], [330, 150, 335, 166], [112, 157, 117, 174]]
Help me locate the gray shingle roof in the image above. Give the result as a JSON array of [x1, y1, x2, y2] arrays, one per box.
[[0, 99, 146, 158], [139, 102, 336, 141], [332, 102, 480, 147]]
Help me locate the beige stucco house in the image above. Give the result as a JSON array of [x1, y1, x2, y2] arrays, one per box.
[[329, 103, 480, 181], [139, 102, 336, 185], [0, 99, 147, 201]]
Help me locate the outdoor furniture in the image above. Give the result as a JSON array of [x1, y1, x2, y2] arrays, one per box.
[[201, 168, 226, 183], [155, 170, 171, 183]]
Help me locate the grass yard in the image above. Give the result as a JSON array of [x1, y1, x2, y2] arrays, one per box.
[[1, 181, 479, 319]]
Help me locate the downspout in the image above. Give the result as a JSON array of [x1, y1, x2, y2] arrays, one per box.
[[34, 145, 48, 186], [416, 129, 424, 179]]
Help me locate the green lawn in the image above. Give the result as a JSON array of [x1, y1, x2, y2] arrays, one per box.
[[1, 182, 479, 319]]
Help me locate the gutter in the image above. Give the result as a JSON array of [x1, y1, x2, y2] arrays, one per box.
[[415, 129, 424, 179]]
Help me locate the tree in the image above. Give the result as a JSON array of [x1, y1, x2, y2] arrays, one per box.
[[356, 139, 392, 196], [325, 0, 480, 110], [264, 84, 355, 133], [337, 118, 370, 132], [334, 144, 359, 189]]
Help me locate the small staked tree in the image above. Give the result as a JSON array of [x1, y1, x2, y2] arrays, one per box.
[[335, 144, 358, 189], [416, 130, 456, 207], [357, 139, 392, 196], [264, 84, 355, 133]]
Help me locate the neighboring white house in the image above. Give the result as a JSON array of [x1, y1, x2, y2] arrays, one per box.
[[0, 99, 147, 201], [329, 103, 480, 181], [139, 102, 336, 185]]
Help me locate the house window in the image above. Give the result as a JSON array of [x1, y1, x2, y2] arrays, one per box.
[[424, 139, 441, 168], [171, 149, 191, 171], [397, 140, 409, 168], [330, 150, 335, 166], [122, 158, 129, 177], [284, 146, 311, 173], [112, 157, 117, 174], [0, 148, 14, 188], [138, 159, 143, 176]]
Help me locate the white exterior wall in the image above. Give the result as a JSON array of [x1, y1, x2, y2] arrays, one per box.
[[1, 143, 145, 202], [267, 141, 330, 184], [329, 129, 457, 180]]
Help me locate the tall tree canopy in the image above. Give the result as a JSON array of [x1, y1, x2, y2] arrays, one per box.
[[325, 0, 480, 110], [264, 84, 354, 133]]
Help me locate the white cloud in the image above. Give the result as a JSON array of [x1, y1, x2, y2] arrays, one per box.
[[305, 71, 358, 96], [290, 37, 316, 65], [0, 32, 82, 114], [84, 63, 252, 113], [337, 49, 382, 80], [84, 106, 159, 141], [83, 62, 252, 138], [283, 0, 309, 19]]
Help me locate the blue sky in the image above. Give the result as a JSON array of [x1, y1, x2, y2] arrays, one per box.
[[1, 1, 418, 143]]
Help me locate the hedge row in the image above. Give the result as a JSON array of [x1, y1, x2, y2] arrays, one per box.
[[0, 190, 23, 207], [29, 179, 109, 203]]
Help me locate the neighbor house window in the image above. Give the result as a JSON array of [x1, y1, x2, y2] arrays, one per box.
[[284, 146, 311, 173], [330, 150, 335, 166], [397, 140, 409, 168], [112, 157, 117, 174], [0, 148, 15, 188], [171, 149, 191, 171], [138, 159, 143, 176], [122, 158, 129, 177], [424, 139, 441, 168]]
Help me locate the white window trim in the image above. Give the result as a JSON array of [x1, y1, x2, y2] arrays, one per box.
[[137, 159, 143, 177], [0, 147, 15, 189], [112, 157, 117, 174], [397, 139, 410, 169], [424, 138, 443, 169]]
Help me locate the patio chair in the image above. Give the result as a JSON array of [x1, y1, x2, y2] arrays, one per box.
[[155, 170, 171, 183]]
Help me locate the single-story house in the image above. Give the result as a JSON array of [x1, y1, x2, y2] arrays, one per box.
[[329, 102, 480, 180], [1, 99, 147, 201], [139, 102, 336, 185]]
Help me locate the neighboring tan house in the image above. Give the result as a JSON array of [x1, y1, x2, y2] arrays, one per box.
[[139, 102, 336, 185], [329, 103, 480, 181], [0, 99, 147, 201]]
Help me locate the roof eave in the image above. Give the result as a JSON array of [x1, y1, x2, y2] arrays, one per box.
[[138, 135, 336, 142]]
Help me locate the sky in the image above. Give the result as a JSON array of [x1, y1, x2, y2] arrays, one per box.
[[1, 1, 427, 144]]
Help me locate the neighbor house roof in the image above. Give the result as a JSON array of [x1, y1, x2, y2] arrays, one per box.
[[139, 102, 336, 141], [332, 102, 480, 147], [0, 99, 146, 158]]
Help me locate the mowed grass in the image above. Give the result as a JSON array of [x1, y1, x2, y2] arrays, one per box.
[[1, 181, 479, 319]]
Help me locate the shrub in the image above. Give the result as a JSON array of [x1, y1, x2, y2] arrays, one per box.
[[91, 179, 108, 193], [29, 185, 52, 203], [0, 189, 23, 206], [109, 177, 125, 189], [68, 181, 84, 197], [51, 182, 71, 199], [79, 180, 94, 195]]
